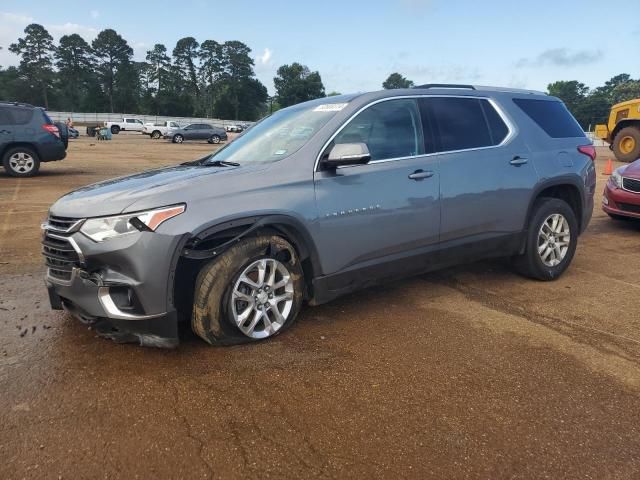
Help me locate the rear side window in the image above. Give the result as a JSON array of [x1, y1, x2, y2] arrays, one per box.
[[426, 97, 507, 152], [513, 98, 585, 138], [0, 107, 12, 125], [8, 107, 34, 125]]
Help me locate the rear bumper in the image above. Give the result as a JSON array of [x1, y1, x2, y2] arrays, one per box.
[[602, 184, 640, 219], [38, 141, 66, 162]]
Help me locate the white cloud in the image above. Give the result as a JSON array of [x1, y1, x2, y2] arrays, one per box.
[[90, 10, 100, 19], [47, 22, 98, 40], [517, 48, 603, 68], [256, 47, 272, 66]]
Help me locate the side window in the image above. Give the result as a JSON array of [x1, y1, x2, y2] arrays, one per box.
[[480, 100, 509, 145], [9, 107, 33, 125], [333, 99, 424, 161], [513, 98, 585, 138], [427, 97, 494, 152], [0, 108, 13, 125]]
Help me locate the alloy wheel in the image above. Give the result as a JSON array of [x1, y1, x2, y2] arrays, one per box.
[[231, 258, 294, 339], [538, 213, 571, 267], [9, 152, 35, 174]]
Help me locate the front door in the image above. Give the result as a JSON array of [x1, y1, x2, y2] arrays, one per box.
[[313, 98, 441, 281]]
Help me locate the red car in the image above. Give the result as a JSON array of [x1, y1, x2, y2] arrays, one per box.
[[603, 158, 640, 219]]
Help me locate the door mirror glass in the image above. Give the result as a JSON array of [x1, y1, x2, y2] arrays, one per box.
[[323, 143, 371, 168]]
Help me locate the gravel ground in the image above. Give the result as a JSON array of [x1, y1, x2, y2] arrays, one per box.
[[1, 135, 639, 479]]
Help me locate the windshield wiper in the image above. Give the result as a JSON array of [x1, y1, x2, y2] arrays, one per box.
[[205, 159, 240, 167]]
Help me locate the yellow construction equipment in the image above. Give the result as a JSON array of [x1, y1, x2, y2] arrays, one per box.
[[595, 99, 640, 162]]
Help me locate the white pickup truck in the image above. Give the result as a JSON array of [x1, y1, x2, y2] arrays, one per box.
[[104, 118, 145, 134], [142, 121, 181, 139]]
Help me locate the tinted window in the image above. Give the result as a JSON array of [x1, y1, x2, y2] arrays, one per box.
[[0, 107, 12, 125], [333, 99, 423, 161], [428, 97, 493, 152], [481, 100, 509, 145], [513, 98, 585, 138], [202, 124, 213, 129], [9, 107, 33, 125]]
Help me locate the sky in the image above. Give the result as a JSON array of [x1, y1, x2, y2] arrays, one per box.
[[1, 0, 638, 96]]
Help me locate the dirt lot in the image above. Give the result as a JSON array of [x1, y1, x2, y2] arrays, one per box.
[[1, 134, 640, 479]]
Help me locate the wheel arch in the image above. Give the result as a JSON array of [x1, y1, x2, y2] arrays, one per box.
[[522, 178, 585, 251], [0, 142, 40, 161], [611, 119, 640, 142], [169, 214, 322, 321]]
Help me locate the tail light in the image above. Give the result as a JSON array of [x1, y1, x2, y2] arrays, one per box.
[[577, 145, 596, 161], [42, 124, 60, 138]]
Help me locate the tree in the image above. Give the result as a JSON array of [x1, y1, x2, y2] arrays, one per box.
[[382, 72, 414, 89], [9, 24, 55, 108], [55, 34, 94, 111], [173, 37, 200, 102], [327, 91, 342, 97], [146, 44, 171, 94], [274, 62, 325, 108], [92, 29, 133, 112], [212, 41, 267, 120], [199, 40, 223, 116]]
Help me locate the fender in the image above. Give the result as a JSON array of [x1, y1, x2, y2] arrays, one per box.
[[520, 174, 586, 252], [181, 213, 323, 278]]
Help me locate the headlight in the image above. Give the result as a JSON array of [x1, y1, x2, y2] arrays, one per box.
[[610, 167, 625, 189], [80, 204, 185, 242]]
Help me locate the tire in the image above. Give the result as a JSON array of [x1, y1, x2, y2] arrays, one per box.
[[2, 146, 41, 177], [612, 126, 640, 163], [209, 134, 221, 144], [513, 198, 578, 281], [173, 134, 184, 144], [192, 235, 305, 345], [151, 130, 161, 139], [111, 125, 120, 135]]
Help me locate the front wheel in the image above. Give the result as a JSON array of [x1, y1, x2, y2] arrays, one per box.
[[513, 198, 578, 280], [613, 126, 640, 163], [3, 147, 40, 177], [192, 235, 304, 345], [173, 134, 184, 144]]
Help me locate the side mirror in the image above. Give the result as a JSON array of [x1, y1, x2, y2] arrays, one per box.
[[323, 143, 371, 168]]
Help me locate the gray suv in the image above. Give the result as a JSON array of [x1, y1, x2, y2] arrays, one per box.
[[43, 85, 596, 347]]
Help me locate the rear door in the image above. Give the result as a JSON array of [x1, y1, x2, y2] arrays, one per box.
[[422, 96, 538, 245], [198, 124, 213, 140], [0, 108, 14, 147]]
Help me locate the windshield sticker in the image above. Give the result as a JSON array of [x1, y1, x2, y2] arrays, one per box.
[[313, 103, 348, 112]]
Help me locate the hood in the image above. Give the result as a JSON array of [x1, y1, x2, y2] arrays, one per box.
[[622, 159, 640, 179], [49, 162, 263, 218]]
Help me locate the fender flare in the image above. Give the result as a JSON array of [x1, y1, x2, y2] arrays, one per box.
[[181, 213, 323, 278]]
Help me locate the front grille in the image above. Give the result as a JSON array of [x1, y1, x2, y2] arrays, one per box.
[[42, 215, 83, 282], [47, 215, 81, 232], [618, 203, 640, 214], [622, 177, 640, 194]]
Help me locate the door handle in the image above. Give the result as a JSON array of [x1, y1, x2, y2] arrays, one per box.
[[510, 156, 528, 166], [408, 169, 434, 180]]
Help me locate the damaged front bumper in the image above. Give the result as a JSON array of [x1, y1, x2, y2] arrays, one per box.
[[43, 217, 184, 348]]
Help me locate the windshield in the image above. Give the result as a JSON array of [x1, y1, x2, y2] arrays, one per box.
[[205, 100, 351, 165]]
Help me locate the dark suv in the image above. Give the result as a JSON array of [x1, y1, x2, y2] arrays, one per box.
[[43, 85, 596, 348], [0, 102, 67, 177]]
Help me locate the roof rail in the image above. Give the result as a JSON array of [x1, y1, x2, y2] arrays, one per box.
[[413, 84, 476, 90], [0, 101, 35, 108]]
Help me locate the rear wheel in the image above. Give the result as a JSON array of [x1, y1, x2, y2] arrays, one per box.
[[2, 147, 40, 177], [192, 235, 304, 345], [151, 130, 161, 139], [208, 134, 221, 144], [111, 125, 120, 135], [513, 198, 578, 280], [173, 134, 184, 144], [613, 126, 640, 162]]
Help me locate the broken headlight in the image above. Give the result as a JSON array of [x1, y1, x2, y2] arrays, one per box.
[[80, 204, 185, 242]]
